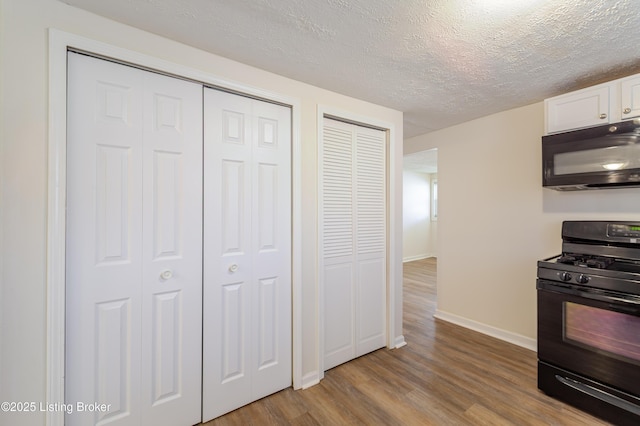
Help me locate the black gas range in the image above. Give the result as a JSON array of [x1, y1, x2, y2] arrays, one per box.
[[537, 221, 640, 425]]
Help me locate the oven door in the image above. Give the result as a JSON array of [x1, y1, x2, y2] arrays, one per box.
[[537, 279, 640, 396]]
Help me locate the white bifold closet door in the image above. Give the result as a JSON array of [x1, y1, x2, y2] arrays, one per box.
[[66, 52, 203, 426], [320, 117, 387, 371], [202, 88, 292, 421]]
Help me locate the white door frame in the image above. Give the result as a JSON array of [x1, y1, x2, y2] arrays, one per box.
[[46, 29, 302, 426], [316, 106, 403, 379]]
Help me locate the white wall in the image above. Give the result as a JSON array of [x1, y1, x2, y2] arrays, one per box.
[[0, 0, 4, 403], [404, 102, 640, 348], [0, 1, 403, 424], [402, 171, 437, 261]]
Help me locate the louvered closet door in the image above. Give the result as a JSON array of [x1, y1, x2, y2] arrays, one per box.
[[66, 53, 202, 426], [202, 88, 292, 421], [320, 117, 387, 371]]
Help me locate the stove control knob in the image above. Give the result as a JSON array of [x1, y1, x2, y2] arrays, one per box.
[[558, 272, 572, 281], [576, 274, 590, 284]]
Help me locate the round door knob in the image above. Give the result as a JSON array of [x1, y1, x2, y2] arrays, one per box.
[[624, 107, 632, 114], [229, 264, 239, 273], [599, 113, 607, 119], [160, 269, 173, 280]]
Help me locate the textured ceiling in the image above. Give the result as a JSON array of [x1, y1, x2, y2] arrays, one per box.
[[404, 149, 438, 174], [61, 0, 640, 138]]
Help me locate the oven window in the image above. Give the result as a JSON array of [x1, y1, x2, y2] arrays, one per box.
[[564, 302, 640, 363]]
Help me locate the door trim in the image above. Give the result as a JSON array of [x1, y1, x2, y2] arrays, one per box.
[[316, 105, 404, 381], [47, 29, 303, 426]]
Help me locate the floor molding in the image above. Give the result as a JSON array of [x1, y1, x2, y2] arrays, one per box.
[[402, 254, 435, 263], [301, 371, 321, 389], [393, 335, 407, 349], [434, 310, 537, 352]]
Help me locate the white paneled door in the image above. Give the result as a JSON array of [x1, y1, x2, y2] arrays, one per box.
[[202, 88, 292, 421], [66, 53, 203, 426], [320, 118, 387, 371]]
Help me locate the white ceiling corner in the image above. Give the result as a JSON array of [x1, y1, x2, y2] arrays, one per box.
[[60, 0, 640, 139]]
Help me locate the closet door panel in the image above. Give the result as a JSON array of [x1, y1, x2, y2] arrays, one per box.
[[354, 126, 387, 356], [356, 256, 386, 354], [250, 99, 292, 400], [66, 52, 202, 426], [203, 91, 253, 421], [320, 118, 387, 372], [140, 70, 203, 426], [322, 261, 355, 370], [67, 53, 144, 426], [203, 88, 291, 421], [320, 119, 356, 369]]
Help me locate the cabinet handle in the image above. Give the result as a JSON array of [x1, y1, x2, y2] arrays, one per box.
[[160, 269, 173, 280], [229, 264, 239, 273], [624, 107, 632, 114], [599, 113, 607, 119]]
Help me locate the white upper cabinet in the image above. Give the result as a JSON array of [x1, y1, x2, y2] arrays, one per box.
[[545, 72, 640, 134], [545, 84, 611, 134], [619, 75, 640, 120]]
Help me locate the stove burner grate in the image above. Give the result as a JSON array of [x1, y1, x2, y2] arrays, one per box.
[[558, 254, 615, 269]]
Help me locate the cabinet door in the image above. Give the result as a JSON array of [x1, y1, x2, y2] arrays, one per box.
[[545, 85, 610, 134], [620, 75, 640, 120]]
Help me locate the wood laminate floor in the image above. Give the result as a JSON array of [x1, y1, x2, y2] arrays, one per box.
[[203, 257, 609, 425]]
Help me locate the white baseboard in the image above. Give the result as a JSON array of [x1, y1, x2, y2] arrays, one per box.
[[434, 310, 537, 352], [300, 371, 321, 389], [402, 253, 435, 263], [393, 335, 407, 349], [300, 335, 407, 390]]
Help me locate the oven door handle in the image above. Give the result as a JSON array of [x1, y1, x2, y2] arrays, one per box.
[[607, 303, 640, 315], [542, 281, 640, 313], [573, 289, 640, 314]]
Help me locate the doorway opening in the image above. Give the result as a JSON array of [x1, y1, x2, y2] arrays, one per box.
[[402, 148, 438, 302]]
